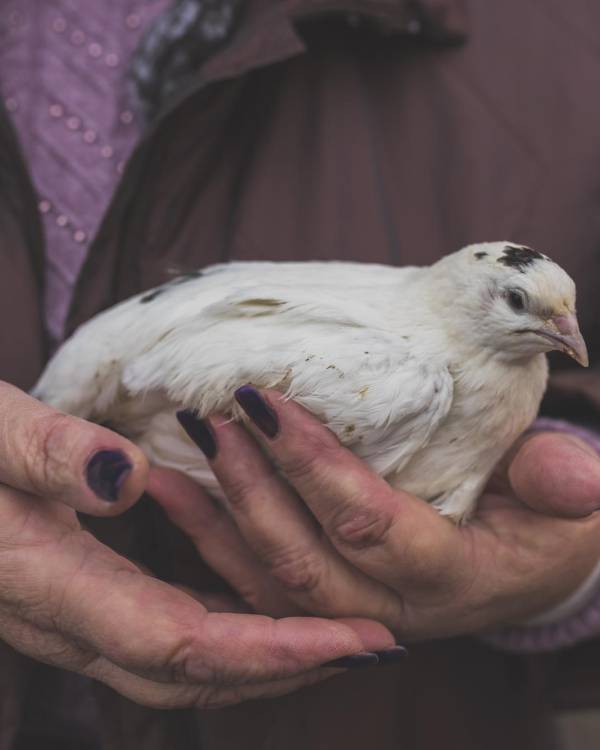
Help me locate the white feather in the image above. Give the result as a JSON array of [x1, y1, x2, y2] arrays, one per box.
[[34, 242, 580, 521]]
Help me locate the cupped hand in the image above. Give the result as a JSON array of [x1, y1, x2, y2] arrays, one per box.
[[156, 387, 600, 640], [0, 382, 396, 709]]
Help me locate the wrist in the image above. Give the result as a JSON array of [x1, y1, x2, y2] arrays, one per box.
[[523, 559, 600, 626], [486, 417, 600, 652], [484, 565, 600, 653]]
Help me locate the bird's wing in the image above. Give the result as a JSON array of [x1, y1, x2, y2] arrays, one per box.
[[35, 263, 450, 478], [122, 288, 452, 476], [33, 261, 418, 416]]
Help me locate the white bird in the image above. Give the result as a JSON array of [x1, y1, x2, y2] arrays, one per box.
[[33, 242, 588, 522]]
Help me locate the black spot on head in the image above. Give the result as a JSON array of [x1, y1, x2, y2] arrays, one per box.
[[497, 245, 546, 272], [474, 251, 488, 260], [140, 287, 166, 303]]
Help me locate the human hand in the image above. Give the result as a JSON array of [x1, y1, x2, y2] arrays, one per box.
[[159, 386, 600, 640], [0, 382, 396, 708]]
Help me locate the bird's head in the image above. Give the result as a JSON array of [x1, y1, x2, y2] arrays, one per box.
[[435, 242, 588, 366]]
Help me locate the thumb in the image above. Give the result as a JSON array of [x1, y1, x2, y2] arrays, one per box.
[[508, 431, 600, 518], [0, 381, 148, 515]]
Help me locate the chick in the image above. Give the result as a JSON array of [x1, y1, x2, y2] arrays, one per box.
[[33, 242, 588, 522]]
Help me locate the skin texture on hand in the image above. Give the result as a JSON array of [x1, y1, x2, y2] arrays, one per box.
[[0, 382, 397, 709], [159, 387, 600, 641]]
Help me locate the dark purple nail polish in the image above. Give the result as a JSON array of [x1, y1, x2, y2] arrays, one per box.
[[374, 646, 408, 665], [86, 450, 132, 503], [234, 385, 279, 438], [176, 410, 217, 459], [321, 652, 379, 669]]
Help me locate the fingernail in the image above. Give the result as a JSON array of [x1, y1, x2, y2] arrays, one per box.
[[321, 652, 379, 669], [86, 450, 132, 503], [374, 646, 408, 665], [176, 410, 217, 459], [234, 385, 279, 438]]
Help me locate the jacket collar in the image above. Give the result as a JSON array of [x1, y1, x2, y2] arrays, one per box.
[[413, 0, 468, 40], [285, 0, 468, 41], [196, 0, 468, 87], [146, 0, 469, 132]]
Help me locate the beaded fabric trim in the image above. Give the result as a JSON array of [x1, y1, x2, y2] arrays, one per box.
[[130, 0, 243, 121]]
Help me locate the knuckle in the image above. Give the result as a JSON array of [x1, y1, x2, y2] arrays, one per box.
[[280, 432, 339, 483], [46, 532, 96, 629], [263, 544, 325, 594], [160, 632, 251, 695], [402, 528, 453, 586], [129, 625, 205, 686], [56, 647, 99, 675], [223, 477, 253, 510], [26, 412, 75, 495], [162, 633, 200, 684], [329, 504, 395, 551], [224, 466, 277, 511]]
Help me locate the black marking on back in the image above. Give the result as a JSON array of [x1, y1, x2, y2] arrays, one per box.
[[140, 287, 167, 303], [139, 270, 204, 303], [172, 270, 203, 285], [497, 245, 546, 272], [474, 251, 488, 260]]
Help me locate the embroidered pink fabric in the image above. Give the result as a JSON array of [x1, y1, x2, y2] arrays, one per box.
[[0, 0, 170, 343]]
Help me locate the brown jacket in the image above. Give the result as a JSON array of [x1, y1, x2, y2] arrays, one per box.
[[2, 1, 600, 748]]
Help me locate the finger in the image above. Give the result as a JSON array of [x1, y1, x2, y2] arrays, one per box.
[[0, 381, 148, 514], [3, 485, 395, 687], [0, 608, 332, 709], [171, 417, 405, 624], [508, 432, 600, 517], [232, 387, 464, 593], [88, 656, 336, 709], [149, 467, 298, 616]]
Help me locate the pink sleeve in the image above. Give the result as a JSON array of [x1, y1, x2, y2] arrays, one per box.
[[484, 418, 600, 653]]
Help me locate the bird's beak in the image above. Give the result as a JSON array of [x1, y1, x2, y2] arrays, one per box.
[[538, 313, 589, 367]]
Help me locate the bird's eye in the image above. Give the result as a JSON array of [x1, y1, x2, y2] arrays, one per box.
[[507, 290, 526, 312]]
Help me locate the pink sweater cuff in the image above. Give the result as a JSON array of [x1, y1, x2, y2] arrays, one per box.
[[484, 418, 600, 653]]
